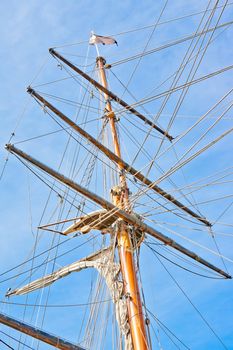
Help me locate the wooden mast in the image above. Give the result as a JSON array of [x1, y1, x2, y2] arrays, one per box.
[[96, 56, 149, 349], [2, 32, 232, 350]]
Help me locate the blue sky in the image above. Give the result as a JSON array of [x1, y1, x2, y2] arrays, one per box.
[[0, 1, 233, 349]]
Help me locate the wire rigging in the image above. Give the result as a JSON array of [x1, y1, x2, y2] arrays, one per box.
[[147, 244, 229, 350]]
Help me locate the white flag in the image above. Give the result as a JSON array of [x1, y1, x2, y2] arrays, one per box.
[[89, 33, 118, 46]]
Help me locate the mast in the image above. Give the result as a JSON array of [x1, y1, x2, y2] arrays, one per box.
[[96, 55, 149, 349], [3, 35, 232, 350]]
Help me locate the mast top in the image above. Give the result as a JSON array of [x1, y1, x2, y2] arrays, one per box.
[[96, 56, 106, 65]]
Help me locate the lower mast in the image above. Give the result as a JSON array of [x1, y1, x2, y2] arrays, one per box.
[[96, 56, 149, 349]]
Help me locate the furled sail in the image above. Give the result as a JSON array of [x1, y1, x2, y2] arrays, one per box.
[[7, 246, 133, 349], [6, 247, 114, 297]]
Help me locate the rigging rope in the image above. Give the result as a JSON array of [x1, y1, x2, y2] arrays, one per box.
[[147, 244, 229, 350]]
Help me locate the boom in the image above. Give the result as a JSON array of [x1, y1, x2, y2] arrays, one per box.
[[27, 87, 211, 227], [0, 312, 84, 350], [5, 143, 231, 279], [48, 48, 173, 141]]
